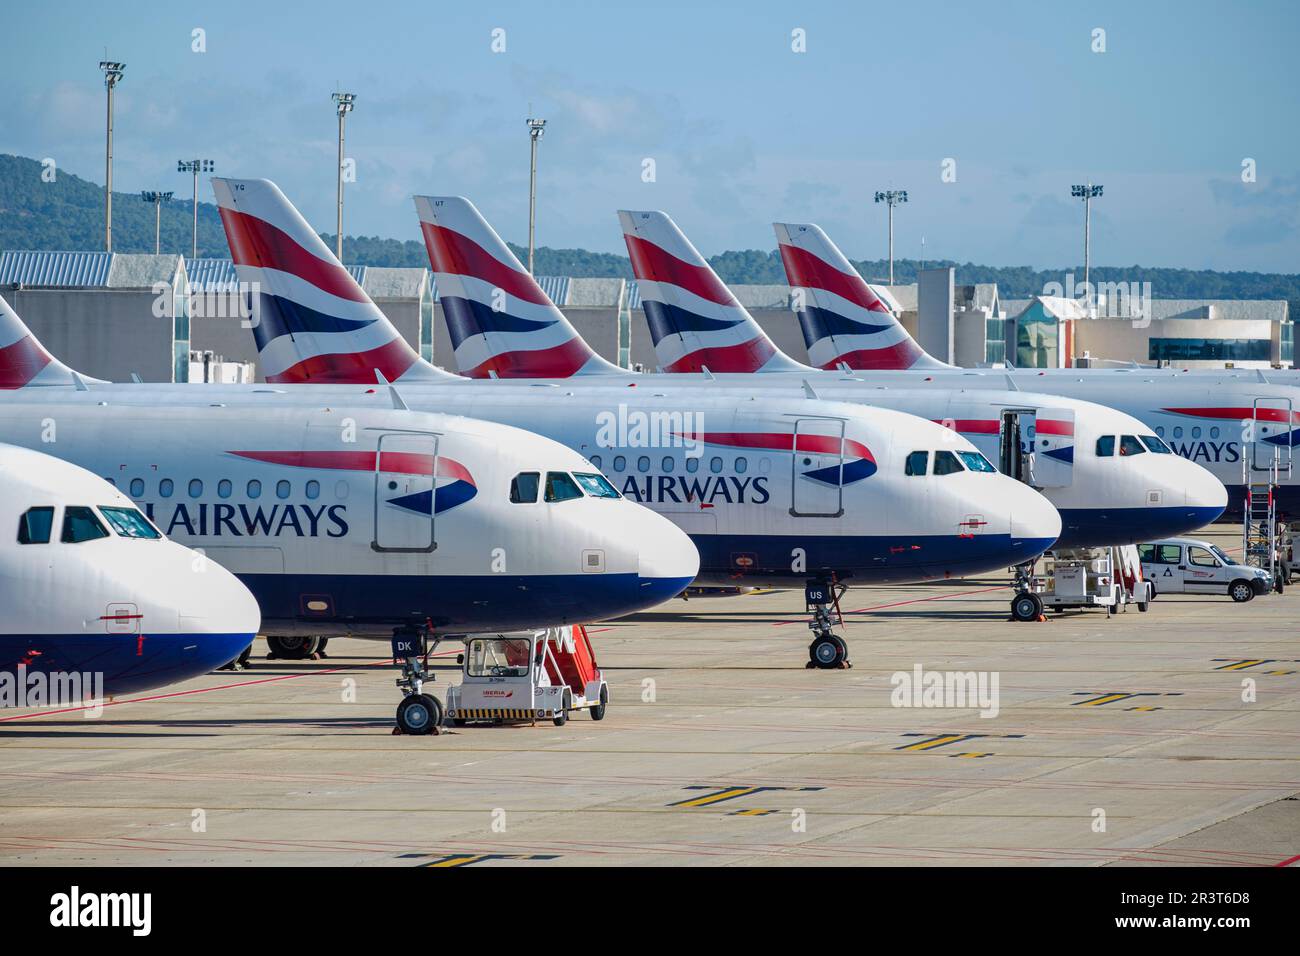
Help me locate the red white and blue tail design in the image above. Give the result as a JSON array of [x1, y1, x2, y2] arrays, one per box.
[[773, 222, 950, 371], [618, 210, 807, 374], [0, 294, 84, 388], [414, 196, 621, 378], [212, 178, 444, 385]]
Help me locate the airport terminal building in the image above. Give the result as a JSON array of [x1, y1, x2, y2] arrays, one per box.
[[0, 251, 1291, 380]]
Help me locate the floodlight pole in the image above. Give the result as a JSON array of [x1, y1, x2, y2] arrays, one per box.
[[1071, 183, 1103, 311], [527, 117, 546, 275], [333, 92, 356, 260], [178, 160, 214, 259], [142, 191, 173, 254], [874, 189, 908, 286], [99, 61, 125, 252]]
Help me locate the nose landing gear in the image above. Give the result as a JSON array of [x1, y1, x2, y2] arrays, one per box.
[[391, 624, 444, 736], [804, 579, 851, 669]]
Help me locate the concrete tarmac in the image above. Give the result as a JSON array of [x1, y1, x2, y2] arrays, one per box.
[[1, 527, 1297, 867]]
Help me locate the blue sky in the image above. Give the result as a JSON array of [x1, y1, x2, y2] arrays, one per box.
[[3, 0, 1297, 272]]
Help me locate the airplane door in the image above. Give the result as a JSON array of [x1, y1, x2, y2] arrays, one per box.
[[1251, 397, 1294, 476], [790, 417, 845, 518], [372, 432, 438, 553], [1000, 408, 1073, 488], [1029, 408, 1076, 488]]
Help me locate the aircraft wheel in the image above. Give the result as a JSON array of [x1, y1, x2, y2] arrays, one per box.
[[1011, 592, 1043, 622], [809, 635, 847, 669], [266, 635, 321, 660], [395, 693, 442, 735], [590, 686, 608, 721]]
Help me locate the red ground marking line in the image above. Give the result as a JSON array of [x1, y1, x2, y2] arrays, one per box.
[[0, 650, 460, 722], [772, 585, 1004, 625], [1276, 853, 1300, 867]]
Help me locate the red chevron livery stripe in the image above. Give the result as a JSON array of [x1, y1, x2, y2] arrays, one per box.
[[625, 235, 735, 306], [421, 223, 549, 306], [221, 207, 367, 304], [779, 243, 889, 313], [265, 337, 417, 384], [0, 334, 53, 388]]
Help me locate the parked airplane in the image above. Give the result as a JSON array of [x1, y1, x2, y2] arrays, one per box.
[[773, 221, 1300, 514], [404, 196, 1226, 547], [0, 294, 1058, 672], [1, 443, 259, 704]]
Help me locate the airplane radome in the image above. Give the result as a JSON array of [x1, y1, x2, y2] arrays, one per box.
[[0, 443, 259, 704]]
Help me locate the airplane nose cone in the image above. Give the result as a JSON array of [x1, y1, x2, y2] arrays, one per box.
[[631, 507, 700, 605], [171, 545, 262, 671], [1008, 485, 1062, 561], [1147, 458, 1228, 537], [1010, 485, 1063, 543]]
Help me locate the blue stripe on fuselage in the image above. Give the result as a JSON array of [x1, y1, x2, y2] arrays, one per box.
[[0, 632, 255, 701]]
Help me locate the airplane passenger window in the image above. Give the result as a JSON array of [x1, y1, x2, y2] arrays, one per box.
[[958, 451, 997, 473], [61, 506, 110, 544], [1172, 427, 1184, 439], [905, 451, 929, 476], [1210, 427, 1220, 439], [99, 507, 161, 539], [159, 478, 174, 497], [129, 478, 144, 497], [218, 479, 232, 498], [544, 472, 583, 502], [510, 472, 540, 503], [589, 455, 602, 469], [1191, 427, 1202, 439], [933, 450, 965, 475], [1119, 435, 1146, 456], [247, 480, 262, 499], [1095, 436, 1115, 457], [1139, 435, 1172, 454], [637, 456, 650, 473], [709, 457, 723, 474], [613, 455, 626, 472], [685, 457, 700, 473], [306, 480, 320, 500], [573, 473, 621, 498], [17, 507, 54, 545], [189, 479, 204, 498], [1155, 426, 1166, 437], [735, 457, 748, 474], [276, 480, 291, 499], [661, 455, 674, 472]]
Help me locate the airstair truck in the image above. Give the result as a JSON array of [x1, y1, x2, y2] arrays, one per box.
[[445, 625, 609, 727]]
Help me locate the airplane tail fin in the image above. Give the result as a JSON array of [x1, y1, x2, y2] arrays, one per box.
[[773, 222, 950, 370], [618, 210, 808, 373], [211, 177, 445, 384], [0, 294, 88, 388], [413, 196, 622, 378]]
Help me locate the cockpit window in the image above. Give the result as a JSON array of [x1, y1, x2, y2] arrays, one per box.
[[1139, 435, 1172, 454], [17, 507, 54, 545], [509, 472, 540, 503], [544, 472, 584, 502], [933, 450, 965, 475], [1119, 435, 1146, 456], [573, 472, 621, 498], [905, 451, 929, 476], [1095, 436, 1115, 457], [61, 506, 110, 544], [958, 451, 997, 473], [99, 506, 161, 539]]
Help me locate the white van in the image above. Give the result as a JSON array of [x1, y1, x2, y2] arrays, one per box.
[[1137, 538, 1272, 602]]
